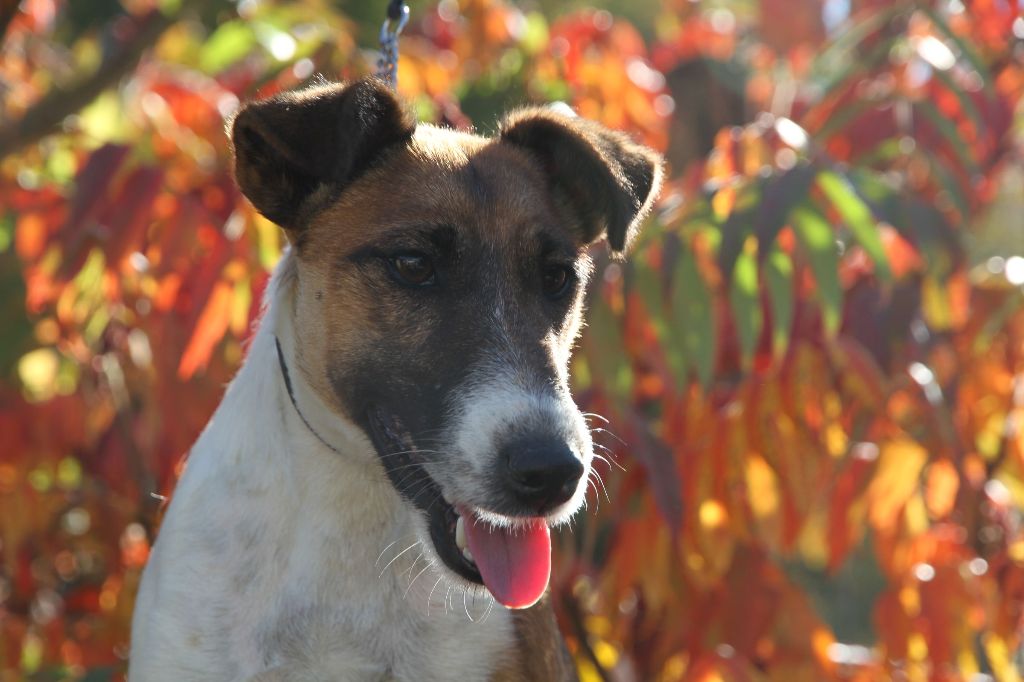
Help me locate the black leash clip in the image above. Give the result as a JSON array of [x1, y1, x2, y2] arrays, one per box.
[[376, 0, 410, 90]]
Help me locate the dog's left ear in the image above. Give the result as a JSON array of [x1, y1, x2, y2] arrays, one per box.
[[499, 109, 664, 254]]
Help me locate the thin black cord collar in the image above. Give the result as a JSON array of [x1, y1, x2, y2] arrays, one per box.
[[274, 336, 341, 455]]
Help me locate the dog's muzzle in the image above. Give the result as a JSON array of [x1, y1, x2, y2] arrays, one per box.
[[365, 405, 583, 609]]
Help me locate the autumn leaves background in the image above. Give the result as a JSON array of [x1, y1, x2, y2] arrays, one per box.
[[1, 0, 1023, 679]]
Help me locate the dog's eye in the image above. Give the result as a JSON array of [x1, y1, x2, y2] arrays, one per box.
[[389, 253, 436, 287], [542, 264, 573, 299]]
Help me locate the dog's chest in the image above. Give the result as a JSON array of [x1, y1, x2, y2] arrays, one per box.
[[238, 557, 513, 681], [206, 480, 516, 680], [253, 587, 514, 681]]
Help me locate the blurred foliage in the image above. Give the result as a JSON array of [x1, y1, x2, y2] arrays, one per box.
[[1, 0, 1023, 680]]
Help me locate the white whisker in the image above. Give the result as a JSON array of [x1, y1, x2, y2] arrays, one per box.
[[375, 540, 399, 567], [404, 560, 435, 600], [427, 575, 444, 616], [586, 477, 600, 512], [378, 541, 421, 579], [400, 552, 424, 580], [591, 468, 611, 503]]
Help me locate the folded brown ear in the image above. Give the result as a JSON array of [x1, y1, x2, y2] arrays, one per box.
[[230, 79, 415, 229], [499, 109, 664, 254]]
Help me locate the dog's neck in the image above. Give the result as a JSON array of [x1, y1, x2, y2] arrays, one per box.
[[262, 253, 377, 467], [273, 335, 342, 456], [197, 251, 404, 545]]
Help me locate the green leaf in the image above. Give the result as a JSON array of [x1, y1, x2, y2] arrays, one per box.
[[915, 100, 981, 176], [586, 288, 632, 401], [791, 202, 842, 336], [0, 244, 33, 376], [764, 245, 794, 360], [817, 170, 891, 281], [920, 148, 971, 220], [631, 253, 663, 315], [716, 182, 762, 281], [520, 11, 550, 55], [755, 163, 818, 255], [810, 4, 905, 84], [199, 21, 257, 74], [670, 241, 716, 388], [815, 26, 904, 103], [918, 5, 996, 100], [728, 242, 761, 370]]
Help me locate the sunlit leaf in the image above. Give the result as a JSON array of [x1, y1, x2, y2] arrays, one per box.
[[817, 170, 891, 282], [17, 348, 59, 402], [198, 20, 257, 74], [790, 202, 842, 336], [867, 439, 928, 531], [763, 245, 794, 359], [918, 5, 996, 100], [670, 239, 715, 388], [177, 280, 233, 379], [924, 459, 959, 520], [728, 239, 761, 370]]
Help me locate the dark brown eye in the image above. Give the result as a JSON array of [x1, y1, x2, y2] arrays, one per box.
[[542, 264, 572, 298], [389, 253, 436, 286]]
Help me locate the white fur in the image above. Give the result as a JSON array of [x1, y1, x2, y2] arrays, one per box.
[[129, 253, 516, 681], [437, 376, 592, 530]]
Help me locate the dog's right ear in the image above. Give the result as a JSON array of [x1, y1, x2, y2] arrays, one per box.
[[230, 79, 415, 229]]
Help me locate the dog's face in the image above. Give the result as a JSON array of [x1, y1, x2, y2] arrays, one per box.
[[231, 80, 662, 609]]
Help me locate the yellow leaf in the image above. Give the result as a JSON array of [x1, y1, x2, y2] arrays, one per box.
[[711, 186, 736, 220], [592, 640, 619, 669], [746, 454, 779, 519], [921, 275, 951, 330], [924, 459, 959, 519], [18, 348, 59, 402], [983, 633, 1022, 682], [867, 439, 928, 531], [907, 632, 928, 662], [904, 492, 929, 536], [797, 509, 828, 569]]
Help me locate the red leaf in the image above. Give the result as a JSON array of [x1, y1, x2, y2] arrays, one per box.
[[101, 167, 165, 267]]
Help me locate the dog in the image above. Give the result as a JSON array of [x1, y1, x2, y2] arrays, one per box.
[[129, 78, 662, 681]]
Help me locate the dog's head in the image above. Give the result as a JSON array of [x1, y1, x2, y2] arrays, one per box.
[[231, 79, 662, 609]]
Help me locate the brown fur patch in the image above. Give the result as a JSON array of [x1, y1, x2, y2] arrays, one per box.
[[492, 596, 577, 681]]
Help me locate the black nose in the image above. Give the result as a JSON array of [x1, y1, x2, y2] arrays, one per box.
[[501, 438, 584, 514]]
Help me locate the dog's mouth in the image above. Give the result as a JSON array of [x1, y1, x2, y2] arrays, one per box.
[[367, 406, 552, 609]]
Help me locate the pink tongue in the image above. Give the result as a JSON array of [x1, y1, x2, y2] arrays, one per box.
[[462, 513, 551, 609]]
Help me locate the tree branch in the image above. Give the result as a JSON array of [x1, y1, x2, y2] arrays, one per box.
[[0, 7, 181, 160]]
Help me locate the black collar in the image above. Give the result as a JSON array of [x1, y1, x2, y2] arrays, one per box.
[[274, 336, 341, 455]]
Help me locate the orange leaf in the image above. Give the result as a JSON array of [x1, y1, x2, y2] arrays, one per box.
[[14, 213, 46, 260], [867, 439, 928, 532], [177, 280, 233, 379], [879, 224, 924, 279]]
